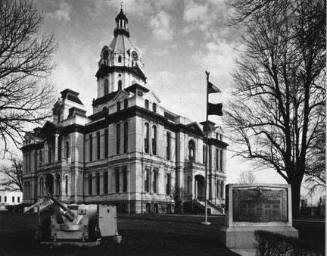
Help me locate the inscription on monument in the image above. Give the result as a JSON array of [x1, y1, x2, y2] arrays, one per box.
[[232, 187, 288, 222]]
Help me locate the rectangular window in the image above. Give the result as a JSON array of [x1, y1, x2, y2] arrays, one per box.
[[58, 136, 62, 161], [116, 124, 120, 154], [104, 129, 108, 158], [96, 173, 100, 195], [65, 141, 70, 158], [65, 176, 68, 195], [166, 132, 171, 160], [97, 132, 101, 160], [115, 168, 120, 193], [166, 173, 171, 195], [144, 123, 149, 153], [12, 196, 14, 203], [88, 174, 92, 195], [215, 149, 219, 170], [4, 196, 7, 203], [220, 150, 223, 171], [89, 134, 93, 162], [153, 170, 158, 194], [124, 122, 128, 153], [203, 144, 206, 164], [103, 172, 108, 194], [124, 99, 128, 109], [0, 196, 1, 202], [123, 167, 127, 192], [152, 126, 157, 155], [39, 150, 43, 164], [144, 169, 149, 193], [17, 197, 20, 203], [117, 102, 121, 111], [48, 147, 52, 164]]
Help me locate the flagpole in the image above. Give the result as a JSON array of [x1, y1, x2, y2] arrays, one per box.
[[202, 71, 211, 225]]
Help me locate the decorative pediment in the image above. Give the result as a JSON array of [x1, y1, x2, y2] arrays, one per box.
[[186, 122, 204, 136], [113, 90, 130, 102]]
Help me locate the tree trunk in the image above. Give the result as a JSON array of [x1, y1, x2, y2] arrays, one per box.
[[290, 180, 301, 219]]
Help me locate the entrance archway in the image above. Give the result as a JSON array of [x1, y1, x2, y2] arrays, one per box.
[[45, 174, 54, 195], [194, 175, 205, 201]]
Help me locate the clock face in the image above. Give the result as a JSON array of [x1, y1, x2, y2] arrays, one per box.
[[132, 51, 138, 61]]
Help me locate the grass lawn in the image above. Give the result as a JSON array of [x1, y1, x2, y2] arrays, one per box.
[[0, 212, 324, 256]]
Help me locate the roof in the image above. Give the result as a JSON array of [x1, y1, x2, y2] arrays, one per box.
[[109, 34, 133, 53], [125, 83, 149, 93], [92, 91, 119, 107], [60, 89, 83, 105]]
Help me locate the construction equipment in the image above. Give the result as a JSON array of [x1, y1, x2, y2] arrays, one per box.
[[24, 195, 122, 246]]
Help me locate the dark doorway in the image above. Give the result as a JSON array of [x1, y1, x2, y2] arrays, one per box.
[[45, 174, 54, 195]]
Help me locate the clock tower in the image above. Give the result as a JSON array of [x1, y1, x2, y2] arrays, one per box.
[[94, 8, 146, 108]]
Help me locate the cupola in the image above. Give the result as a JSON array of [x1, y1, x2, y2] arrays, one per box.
[[114, 8, 130, 38]]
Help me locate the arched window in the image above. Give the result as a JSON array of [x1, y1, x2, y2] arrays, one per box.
[[124, 122, 128, 153], [104, 79, 109, 95], [118, 55, 122, 63], [144, 123, 149, 153], [56, 174, 61, 196], [152, 125, 157, 155], [152, 103, 157, 113], [145, 99, 149, 110], [118, 80, 122, 90], [103, 50, 109, 59], [188, 140, 195, 161]]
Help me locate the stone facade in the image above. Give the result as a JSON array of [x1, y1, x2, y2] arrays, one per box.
[[21, 9, 228, 213]]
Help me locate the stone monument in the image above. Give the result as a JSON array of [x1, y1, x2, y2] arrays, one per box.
[[218, 184, 298, 250]]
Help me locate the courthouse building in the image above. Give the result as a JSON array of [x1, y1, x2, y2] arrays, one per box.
[[21, 9, 228, 213]]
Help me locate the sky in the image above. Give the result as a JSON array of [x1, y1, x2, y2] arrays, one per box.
[[31, 0, 289, 186]]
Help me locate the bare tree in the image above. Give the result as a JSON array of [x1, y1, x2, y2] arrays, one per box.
[[226, 0, 325, 217], [0, 0, 56, 151], [0, 157, 23, 191], [238, 171, 256, 184]]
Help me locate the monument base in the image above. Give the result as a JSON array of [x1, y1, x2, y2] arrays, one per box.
[[218, 225, 298, 249]]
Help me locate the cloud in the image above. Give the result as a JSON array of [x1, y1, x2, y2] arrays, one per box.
[[149, 11, 173, 41], [191, 41, 238, 94], [182, 0, 232, 40], [184, 2, 208, 23], [47, 2, 72, 22]]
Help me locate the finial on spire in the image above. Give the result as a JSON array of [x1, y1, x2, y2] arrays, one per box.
[[120, 0, 124, 11]]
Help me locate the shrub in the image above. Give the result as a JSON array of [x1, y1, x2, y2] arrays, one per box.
[[255, 230, 323, 256]]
